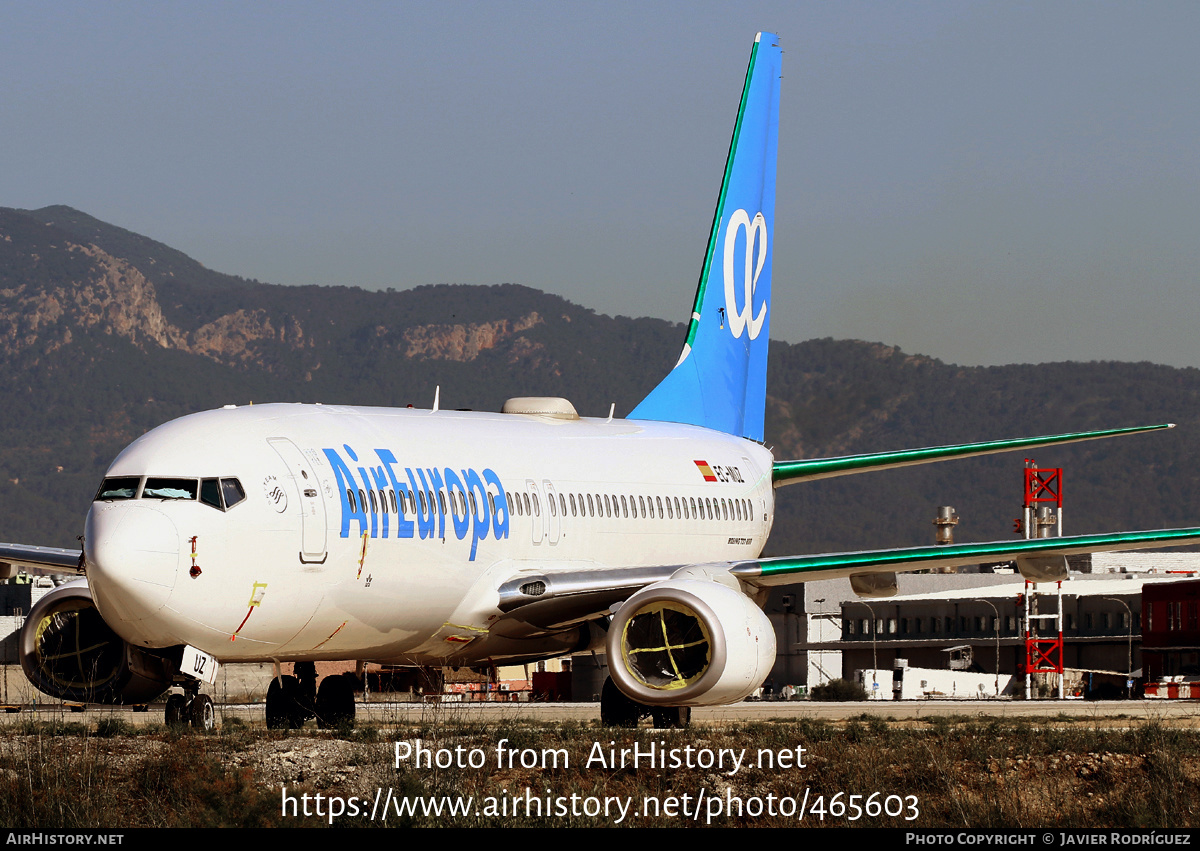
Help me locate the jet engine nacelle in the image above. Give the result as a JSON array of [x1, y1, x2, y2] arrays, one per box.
[[20, 579, 176, 704], [606, 577, 775, 706]]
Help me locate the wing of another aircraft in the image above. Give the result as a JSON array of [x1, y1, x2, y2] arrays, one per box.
[[735, 526, 1200, 587], [0, 542, 84, 577], [772, 423, 1174, 487]]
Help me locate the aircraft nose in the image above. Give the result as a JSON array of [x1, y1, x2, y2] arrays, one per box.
[[85, 502, 181, 624]]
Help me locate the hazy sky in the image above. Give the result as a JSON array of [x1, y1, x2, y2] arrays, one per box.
[[5, 2, 1199, 367]]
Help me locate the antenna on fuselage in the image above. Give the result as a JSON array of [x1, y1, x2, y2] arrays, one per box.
[[606, 403, 615, 423], [432, 385, 440, 413]]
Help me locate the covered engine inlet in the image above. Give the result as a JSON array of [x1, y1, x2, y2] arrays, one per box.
[[20, 579, 176, 704], [606, 576, 775, 706]]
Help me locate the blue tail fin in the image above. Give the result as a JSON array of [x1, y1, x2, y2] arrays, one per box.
[[628, 32, 780, 442]]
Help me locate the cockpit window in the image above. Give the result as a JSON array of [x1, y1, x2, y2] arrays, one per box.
[[197, 478, 246, 511], [95, 477, 141, 501], [143, 478, 198, 500], [221, 478, 246, 509], [200, 479, 223, 509]]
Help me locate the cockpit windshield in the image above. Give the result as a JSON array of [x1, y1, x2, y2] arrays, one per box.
[[93, 476, 246, 510], [94, 477, 140, 501], [143, 478, 199, 500]]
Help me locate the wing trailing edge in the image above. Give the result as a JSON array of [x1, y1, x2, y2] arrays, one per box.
[[771, 423, 1174, 488]]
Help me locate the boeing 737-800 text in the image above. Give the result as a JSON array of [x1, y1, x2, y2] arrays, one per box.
[[3, 33, 1198, 729]]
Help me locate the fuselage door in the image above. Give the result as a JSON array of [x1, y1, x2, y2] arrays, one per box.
[[527, 479, 544, 545], [543, 480, 561, 545], [268, 438, 329, 564]]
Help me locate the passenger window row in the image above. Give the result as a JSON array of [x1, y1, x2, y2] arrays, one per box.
[[345, 486, 499, 520], [509, 490, 754, 524], [342, 484, 752, 526]]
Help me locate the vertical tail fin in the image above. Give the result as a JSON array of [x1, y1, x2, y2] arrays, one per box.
[[629, 32, 781, 442]]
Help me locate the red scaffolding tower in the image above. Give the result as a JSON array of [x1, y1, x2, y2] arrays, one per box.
[[1019, 459, 1064, 699]]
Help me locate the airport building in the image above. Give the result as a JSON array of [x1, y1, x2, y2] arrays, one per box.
[[768, 553, 1200, 699], [1142, 577, 1200, 691]]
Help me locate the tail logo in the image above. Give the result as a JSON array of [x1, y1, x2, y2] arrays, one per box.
[[723, 209, 769, 340]]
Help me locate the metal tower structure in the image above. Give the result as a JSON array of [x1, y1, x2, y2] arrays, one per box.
[[1019, 458, 1065, 699]]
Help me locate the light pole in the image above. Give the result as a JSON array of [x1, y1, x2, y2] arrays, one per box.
[[812, 598, 831, 690], [974, 598, 1002, 697], [1104, 596, 1134, 699]]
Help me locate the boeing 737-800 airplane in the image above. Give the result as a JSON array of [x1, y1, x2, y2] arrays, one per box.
[[4, 33, 1199, 729]]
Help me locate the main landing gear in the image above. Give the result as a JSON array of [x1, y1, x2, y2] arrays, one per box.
[[266, 662, 358, 729], [164, 681, 216, 731], [600, 677, 690, 729]]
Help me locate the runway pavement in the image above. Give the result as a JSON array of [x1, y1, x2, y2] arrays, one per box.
[[6, 697, 1200, 728]]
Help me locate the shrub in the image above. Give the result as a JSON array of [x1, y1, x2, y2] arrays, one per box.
[[809, 678, 869, 701]]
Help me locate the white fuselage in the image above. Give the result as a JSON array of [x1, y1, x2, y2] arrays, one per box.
[[84, 403, 775, 667]]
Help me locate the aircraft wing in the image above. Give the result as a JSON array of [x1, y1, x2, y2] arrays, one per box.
[[494, 526, 1200, 631], [0, 542, 84, 577], [496, 565, 679, 632], [732, 526, 1200, 587], [772, 423, 1173, 487]]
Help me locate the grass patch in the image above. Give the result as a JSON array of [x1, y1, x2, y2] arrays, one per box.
[[94, 717, 132, 738]]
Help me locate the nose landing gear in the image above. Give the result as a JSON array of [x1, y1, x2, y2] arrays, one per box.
[[164, 683, 216, 731], [189, 694, 215, 730]]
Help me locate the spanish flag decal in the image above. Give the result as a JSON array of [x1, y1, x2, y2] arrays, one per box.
[[694, 460, 718, 482]]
